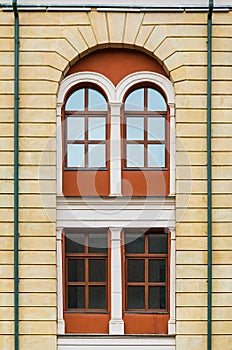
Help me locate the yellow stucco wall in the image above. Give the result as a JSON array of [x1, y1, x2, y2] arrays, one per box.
[[0, 8, 231, 350]]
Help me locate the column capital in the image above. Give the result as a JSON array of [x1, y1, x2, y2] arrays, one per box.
[[109, 102, 122, 115], [169, 227, 176, 240], [56, 227, 63, 240]]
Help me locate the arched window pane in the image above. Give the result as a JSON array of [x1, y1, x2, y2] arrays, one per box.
[[148, 117, 165, 140], [125, 88, 144, 111], [88, 144, 106, 167], [66, 89, 84, 111], [126, 117, 144, 140], [67, 117, 85, 140], [88, 88, 107, 111], [147, 144, 165, 167], [127, 144, 144, 168], [88, 117, 106, 140], [67, 144, 85, 167], [148, 88, 167, 111]]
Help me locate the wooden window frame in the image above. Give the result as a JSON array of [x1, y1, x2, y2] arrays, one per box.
[[63, 230, 111, 334], [64, 87, 109, 171], [122, 229, 170, 334]]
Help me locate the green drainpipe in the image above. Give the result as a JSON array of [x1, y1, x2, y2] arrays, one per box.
[[207, 1, 213, 350], [13, 0, 19, 349]]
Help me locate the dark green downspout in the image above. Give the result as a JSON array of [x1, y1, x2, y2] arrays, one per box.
[[207, 1, 213, 350], [13, 0, 19, 349]]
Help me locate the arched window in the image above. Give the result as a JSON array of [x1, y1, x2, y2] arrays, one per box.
[[65, 87, 108, 169], [124, 87, 167, 169]]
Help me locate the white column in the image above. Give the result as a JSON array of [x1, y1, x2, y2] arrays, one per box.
[[57, 103, 63, 196], [109, 227, 124, 335], [168, 227, 176, 334], [169, 103, 175, 196], [57, 227, 65, 334], [109, 103, 122, 196]]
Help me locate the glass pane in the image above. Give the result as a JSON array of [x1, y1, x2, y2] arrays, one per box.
[[88, 233, 108, 253], [127, 259, 144, 282], [67, 117, 85, 141], [149, 260, 166, 282], [66, 89, 84, 111], [148, 88, 167, 111], [127, 286, 145, 309], [68, 286, 85, 309], [89, 286, 106, 309], [149, 233, 168, 254], [88, 88, 107, 111], [148, 117, 165, 140], [126, 117, 144, 140], [67, 144, 85, 167], [68, 259, 85, 282], [65, 233, 85, 253], [147, 144, 165, 167], [88, 117, 106, 140], [149, 286, 166, 309], [125, 88, 144, 111], [88, 144, 106, 168], [126, 144, 144, 167], [89, 259, 106, 282], [125, 234, 145, 254]]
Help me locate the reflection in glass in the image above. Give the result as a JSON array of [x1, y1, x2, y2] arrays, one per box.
[[128, 259, 145, 282], [149, 286, 166, 309], [127, 286, 145, 309], [89, 286, 106, 309], [66, 89, 85, 111], [68, 286, 85, 309], [88, 89, 107, 111], [68, 259, 85, 282], [126, 117, 144, 140], [148, 233, 168, 254], [67, 144, 85, 167], [125, 88, 144, 111], [148, 260, 166, 282], [89, 259, 106, 282], [147, 144, 165, 167], [67, 117, 85, 140], [148, 88, 167, 111], [88, 233, 108, 253], [66, 233, 85, 253], [88, 117, 106, 140], [126, 144, 144, 167], [125, 234, 145, 254], [148, 117, 165, 140], [88, 144, 106, 167]]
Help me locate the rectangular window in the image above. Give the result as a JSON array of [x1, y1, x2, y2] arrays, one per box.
[[65, 231, 108, 312], [125, 231, 168, 312]]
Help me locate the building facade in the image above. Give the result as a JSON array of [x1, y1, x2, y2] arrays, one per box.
[[0, 1, 231, 350]]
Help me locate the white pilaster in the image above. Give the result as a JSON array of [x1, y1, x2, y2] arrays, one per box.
[[109, 227, 124, 335], [57, 227, 65, 334], [168, 227, 176, 335], [169, 103, 175, 196], [57, 103, 63, 196], [109, 103, 122, 197]]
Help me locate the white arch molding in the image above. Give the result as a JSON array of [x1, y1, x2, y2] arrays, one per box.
[[57, 71, 175, 196]]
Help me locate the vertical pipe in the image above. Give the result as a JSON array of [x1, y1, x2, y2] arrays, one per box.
[[13, 0, 19, 349], [207, 1, 213, 350]]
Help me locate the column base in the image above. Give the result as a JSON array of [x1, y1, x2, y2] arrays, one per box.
[[109, 319, 124, 335], [58, 319, 65, 335], [168, 319, 176, 335]]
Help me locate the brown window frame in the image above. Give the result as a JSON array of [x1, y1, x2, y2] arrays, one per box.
[[64, 86, 109, 171], [63, 230, 111, 334], [123, 86, 168, 170], [122, 229, 170, 334]]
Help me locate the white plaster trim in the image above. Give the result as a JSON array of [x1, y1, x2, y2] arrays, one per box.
[[109, 227, 124, 335], [115, 71, 175, 104], [57, 227, 65, 335], [57, 71, 116, 105], [168, 227, 176, 335], [169, 103, 176, 196], [57, 108, 63, 196], [109, 103, 122, 196], [58, 336, 175, 350]]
